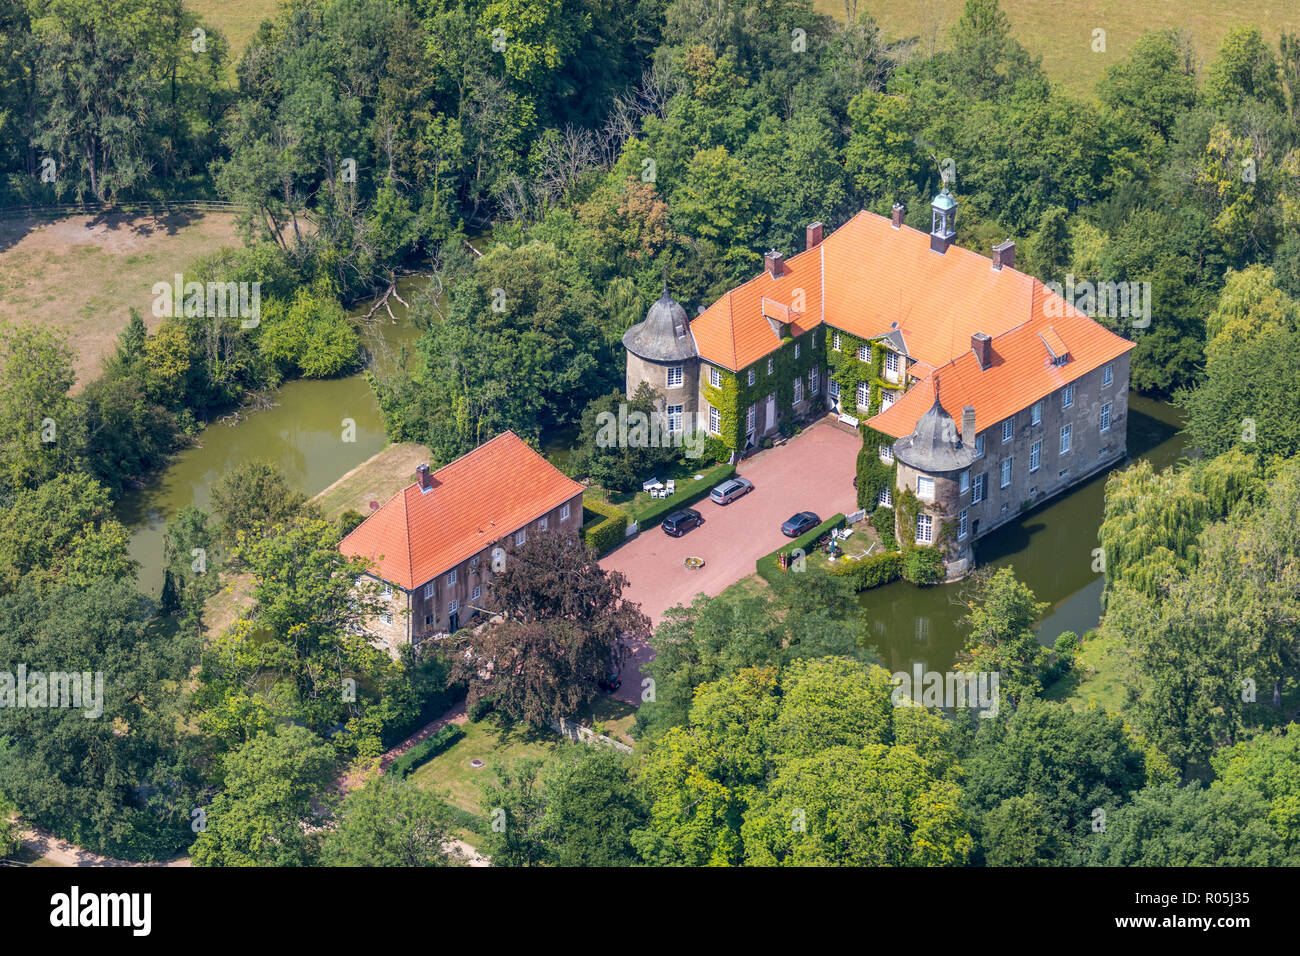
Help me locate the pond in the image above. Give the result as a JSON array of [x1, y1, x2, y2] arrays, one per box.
[[119, 277, 428, 594], [859, 393, 1186, 674]]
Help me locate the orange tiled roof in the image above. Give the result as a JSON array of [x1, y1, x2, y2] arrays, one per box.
[[687, 209, 1134, 439], [868, 288, 1134, 440], [339, 431, 584, 590]]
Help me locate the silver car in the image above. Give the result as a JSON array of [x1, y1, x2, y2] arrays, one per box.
[[709, 477, 754, 505]]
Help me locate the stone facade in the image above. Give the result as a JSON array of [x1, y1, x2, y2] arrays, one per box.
[[626, 349, 700, 421], [363, 491, 584, 651]]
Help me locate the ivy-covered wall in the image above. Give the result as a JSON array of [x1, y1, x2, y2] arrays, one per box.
[[825, 330, 904, 419], [700, 326, 824, 454]]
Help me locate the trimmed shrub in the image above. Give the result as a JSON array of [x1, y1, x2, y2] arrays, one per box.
[[634, 463, 735, 530], [829, 550, 903, 590], [387, 724, 465, 779], [582, 497, 628, 556], [756, 514, 846, 583], [902, 545, 945, 585]]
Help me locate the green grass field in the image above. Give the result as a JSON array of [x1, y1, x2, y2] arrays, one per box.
[[188, 0, 275, 61], [816, 0, 1300, 97], [408, 719, 562, 818]]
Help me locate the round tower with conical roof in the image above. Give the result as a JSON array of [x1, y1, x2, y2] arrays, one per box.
[[623, 287, 699, 417], [892, 382, 977, 579]]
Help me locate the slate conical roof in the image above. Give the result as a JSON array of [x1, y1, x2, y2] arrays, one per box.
[[893, 388, 975, 474], [623, 288, 697, 363]]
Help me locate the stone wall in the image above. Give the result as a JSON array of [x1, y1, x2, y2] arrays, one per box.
[[626, 351, 699, 417]]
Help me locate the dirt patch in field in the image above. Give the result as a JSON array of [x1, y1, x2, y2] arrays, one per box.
[[0, 211, 241, 387]]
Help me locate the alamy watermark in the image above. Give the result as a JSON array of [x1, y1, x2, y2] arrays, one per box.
[[1042, 274, 1151, 329], [0, 665, 103, 718], [152, 274, 261, 328], [594, 404, 707, 459], [891, 664, 999, 717]]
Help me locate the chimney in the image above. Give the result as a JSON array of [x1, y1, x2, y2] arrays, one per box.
[[971, 332, 992, 370], [805, 221, 824, 250], [891, 203, 905, 228], [764, 249, 784, 278], [992, 239, 1015, 271], [962, 406, 976, 448], [416, 463, 433, 493]]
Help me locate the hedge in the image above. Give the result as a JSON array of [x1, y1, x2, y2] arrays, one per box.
[[829, 550, 903, 590], [387, 724, 465, 779], [756, 513, 846, 584], [582, 497, 628, 556], [871, 506, 899, 551], [633, 462, 736, 530]]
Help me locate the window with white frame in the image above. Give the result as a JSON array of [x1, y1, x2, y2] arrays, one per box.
[[538, 516, 548, 531], [472, 586, 481, 601], [916, 513, 933, 544], [879, 443, 894, 464], [1103, 363, 1113, 387], [767, 357, 774, 375], [811, 332, 817, 348], [881, 390, 895, 409], [1060, 423, 1072, 454], [1002, 418, 1013, 443], [879, 486, 892, 508], [793, 378, 803, 405], [1000, 458, 1012, 489], [885, 351, 899, 376], [516, 529, 526, 547], [917, 475, 935, 500], [832, 331, 842, 351], [560, 503, 570, 521], [1031, 401, 1042, 426], [794, 343, 801, 360], [746, 405, 755, 432], [667, 404, 682, 433], [381, 583, 392, 599], [960, 469, 969, 494], [446, 569, 457, 586], [828, 378, 840, 400], [856, 382, 870, 409], [973, 473, 986, 504], [709, 405, 721, 435], [709, 366, 722, 388], [423, 582, 435, 599], [1062, 384, 1074, 409], [449, 600, 459, 616], [382, 611, 392, 625], [748, 368, 755, 386], [667, 366, 683, 388], [1100, 402, 1112, 433], [975, 435, 985, 459], [857, 345, 869, 361], [958, 509, 968, 539], [1030, 440, 1041, 473], [809, 367, 819, 393]]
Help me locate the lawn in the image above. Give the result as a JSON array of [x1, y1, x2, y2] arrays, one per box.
[[588, 460, 733, 523], [408, 719, 562, 822], [815, 0, 1300, 98], [0, 211, 241, 386], [188, 0, 279, 64], [1043, 627, 1129, 714]]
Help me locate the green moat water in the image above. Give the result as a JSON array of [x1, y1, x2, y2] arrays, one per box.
[[860, 393, 1186, 673]]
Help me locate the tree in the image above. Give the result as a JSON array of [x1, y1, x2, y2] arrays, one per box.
[[208, 460, 313, 546], [190, 725, 337, 867], [956, 568, 1050, 709], [321, 777, 464, 866], [572, 383, 681, 493], [1203, 26, 1284, 112], [0, 322, 83, 494], [1212, 725, 1300, 852], [479, 757, 549, 866], [946, 0, 1039, 99], [538, 745, 645, 866], [450, 530, 647, 726], [844, 89, 923, 209], [1097, 29, 1197, 143], [980, 795, 1062, 866]]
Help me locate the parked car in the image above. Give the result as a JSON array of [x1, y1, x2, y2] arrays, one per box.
[[709, 477, 754, 505], [597, 670, 622, 693], [662, 508, 703, 537], [781, 511, 821, 537]]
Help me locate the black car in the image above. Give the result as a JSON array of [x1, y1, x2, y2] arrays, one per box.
[[781, 511, 821, 537], [662, 508, 702, 537]]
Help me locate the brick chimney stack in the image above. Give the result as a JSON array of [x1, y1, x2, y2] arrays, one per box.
[[764, 249, 784, 278], [992, 239, 1015, 271], [891, 203, 905, 228], [962, 406, 976, 448], [806, 222, 824, 250], [971, 332, 992, 370], [416, 463, 433, 493]]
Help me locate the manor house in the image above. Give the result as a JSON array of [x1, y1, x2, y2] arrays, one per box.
[[622, 190, 1135, 578]]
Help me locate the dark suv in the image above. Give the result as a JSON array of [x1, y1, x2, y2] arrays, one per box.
[[662, 508, 703, 537]]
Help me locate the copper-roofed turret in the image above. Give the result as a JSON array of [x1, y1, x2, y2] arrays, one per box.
[[622, 286, 697, 363], [892, 378, 976, 474]]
